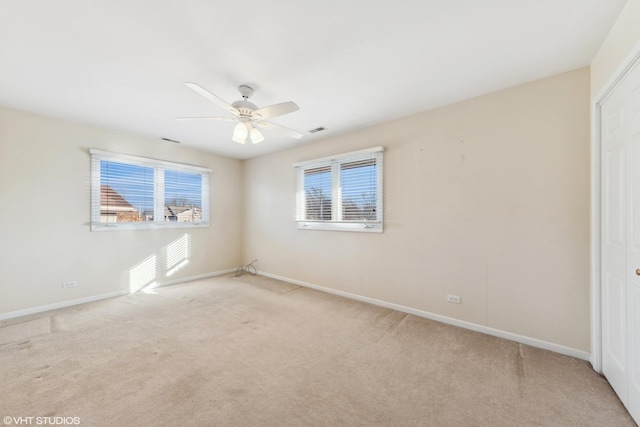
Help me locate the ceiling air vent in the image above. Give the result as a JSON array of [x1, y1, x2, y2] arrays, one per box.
[[161, 137, 181, 144], [308, 126, 326, 134]]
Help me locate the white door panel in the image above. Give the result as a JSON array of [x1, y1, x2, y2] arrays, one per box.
[[632, 86, 640, 133], [626, 66, 640, 423], [605, 146, 625, 248], [604, 272, 627, 393], [601, 60, 640, 424], [630, 286, 640, 409], [602, 78, 629, 407], [635, 136, 640, 250]]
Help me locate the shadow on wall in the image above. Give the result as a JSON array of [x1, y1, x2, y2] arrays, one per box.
[[124, 233, 191, 294]]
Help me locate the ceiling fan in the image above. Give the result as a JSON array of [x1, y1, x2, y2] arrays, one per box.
[[178, 82, 303, 144]]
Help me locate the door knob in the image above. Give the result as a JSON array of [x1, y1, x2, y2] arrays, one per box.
[[637, 269, 640, 276]]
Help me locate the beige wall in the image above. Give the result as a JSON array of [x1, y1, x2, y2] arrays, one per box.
[[591, 0, 640, 96], [1, 0, 633, 350], [0, 68, 593, 350], [243, 68, 591, 351], [0, 107, 243, 316]]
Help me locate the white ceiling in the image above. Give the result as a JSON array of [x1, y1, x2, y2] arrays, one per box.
[[0, 0, 628, 159]]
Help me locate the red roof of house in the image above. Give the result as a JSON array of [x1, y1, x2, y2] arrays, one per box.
[[100, 185, 135, 210]]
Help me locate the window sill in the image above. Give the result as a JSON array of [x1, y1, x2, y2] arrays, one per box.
[[91, 222, 210, 232], [296, 221, 383, 233]]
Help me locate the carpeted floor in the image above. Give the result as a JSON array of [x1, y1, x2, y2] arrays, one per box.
[[0, 274, 635, 426]]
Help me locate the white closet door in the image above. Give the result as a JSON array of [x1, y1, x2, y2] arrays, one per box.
[[601, 69, 630, 409], [626, 59, 640, 422], [601, 59, 640, 424]]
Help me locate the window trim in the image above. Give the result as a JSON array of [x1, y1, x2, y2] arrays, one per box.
[[294, 146, 384, 233], [90, 149, 211, 231]]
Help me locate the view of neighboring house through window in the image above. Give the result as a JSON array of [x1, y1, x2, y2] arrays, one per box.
[[90, 149, 210, 231], [100, 161, 154, 223], [164, 169, 203, 223], [295, 146, 383, 232]]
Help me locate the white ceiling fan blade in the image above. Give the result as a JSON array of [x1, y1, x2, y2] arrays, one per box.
[[254, 120, 303, 139], [253, 101, 299, 119], [175, 117, 236, 121], [184, 82, 239, 115]]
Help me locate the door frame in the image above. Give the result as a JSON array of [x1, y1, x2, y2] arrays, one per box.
[[591, 41, 640, 372]]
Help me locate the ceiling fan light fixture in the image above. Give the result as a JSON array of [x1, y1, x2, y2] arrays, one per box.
[[250, 127, 264, 144], [232, 122, 248, 144], [181, 82, 302, 145]]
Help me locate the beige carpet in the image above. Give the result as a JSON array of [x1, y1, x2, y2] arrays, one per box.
[[0, 274, 635, 426]]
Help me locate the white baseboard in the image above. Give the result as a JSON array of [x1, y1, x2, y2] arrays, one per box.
[[0, 290, 129, 322], [0, 268, 237, 322], [258, 271, 591, 362]]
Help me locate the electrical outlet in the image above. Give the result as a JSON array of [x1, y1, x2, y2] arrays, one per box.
[[62, 281, 77, 289], [447, 294, 461, 304]]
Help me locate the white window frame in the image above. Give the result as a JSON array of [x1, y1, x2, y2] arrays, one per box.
[[294, 146, 384, 233], [90, 149, 211, 231]]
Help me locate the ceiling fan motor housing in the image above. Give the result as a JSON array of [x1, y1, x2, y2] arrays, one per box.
[[231, 99, 258, 120]]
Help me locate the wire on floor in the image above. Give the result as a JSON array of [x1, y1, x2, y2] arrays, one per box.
[[235, 259, 258, 277]]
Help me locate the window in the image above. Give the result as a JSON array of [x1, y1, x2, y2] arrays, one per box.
[[295, 146, 383, 232], [90, 149, 210, 231]]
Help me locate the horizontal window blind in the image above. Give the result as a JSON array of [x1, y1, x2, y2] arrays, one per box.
[[90, 149, 210, 231], [303, 165, 332, 221], [341, 158, 377, 221], [294, 147, 383, 232], [164, 169, 204, 224], [99, 160, 155, 223]]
